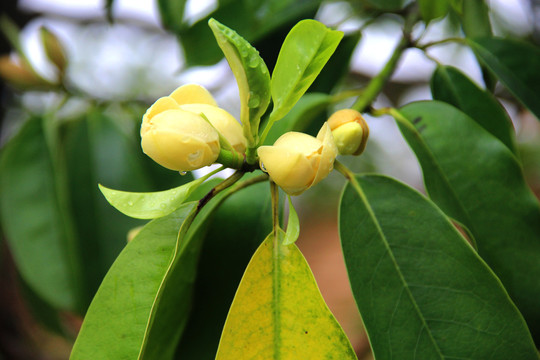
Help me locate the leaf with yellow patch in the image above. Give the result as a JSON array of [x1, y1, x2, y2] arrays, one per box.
[[216, 232, 356, 360]]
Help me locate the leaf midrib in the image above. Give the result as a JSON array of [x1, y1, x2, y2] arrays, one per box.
[[351, 177, 445, 359]]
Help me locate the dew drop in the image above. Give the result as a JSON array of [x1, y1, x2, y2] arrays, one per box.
[[160, 203, 166, 209], [127, 201, 133, 206], [260, 162, 267, 172], [248, 56, 259, 68], [179, 171, 187, 176], [171, 190, 177, 195], [248, 94, 260, 108]]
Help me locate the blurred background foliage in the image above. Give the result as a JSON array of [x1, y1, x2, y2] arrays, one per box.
[[0, 0, 540, 358]]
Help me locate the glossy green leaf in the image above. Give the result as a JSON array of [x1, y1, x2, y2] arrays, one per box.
[[468, 37, 540, 120], [209, 18, 271, 145], [449, 0, 463, 13], [395, 101, 540, 342], [269, 20, 343, 123], [157, 0, 187, 32], [98, 178, 203, 219], [70, 202, 196, 360], [71, 178, 225, 360], [419, 0, 449, 23], [283, 195, 300, 245], [430, 65, 516, 153], [216, 231, 356, 359], [176, 179, 272, 359], [340, 174, 538, 359], [0, 117, 80, 311]]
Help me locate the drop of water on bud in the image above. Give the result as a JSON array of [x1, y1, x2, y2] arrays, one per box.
[[260, 162, 267, 172], [179, 171, 187, 176]]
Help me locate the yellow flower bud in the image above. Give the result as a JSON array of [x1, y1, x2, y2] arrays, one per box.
[[0, 55, 51, 89], [257, 123, 337, 195], [141, 102, 220, 172], [328, 109, 369, 156]]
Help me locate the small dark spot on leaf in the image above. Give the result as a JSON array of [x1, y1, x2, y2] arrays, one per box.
[[418, 125, 427, 133], [412, 116, 422, 125], [304, 331, 308, 334]]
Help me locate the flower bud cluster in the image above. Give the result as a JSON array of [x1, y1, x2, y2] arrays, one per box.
[[141, 84, 246, 172]]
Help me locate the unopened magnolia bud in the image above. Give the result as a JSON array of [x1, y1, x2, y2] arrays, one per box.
[[0, 56, 51, 89], [141, 100, 220, 172], [40, 27, 67, 74], [257, 123, 337, 196], [328, 109, 369, 156]]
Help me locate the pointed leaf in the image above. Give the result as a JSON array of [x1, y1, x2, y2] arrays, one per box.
[[209, 18, 271, 145], [216, 232, 356, 359], [270, 20, 343, 123], [395, 101, 540, 342], [468, 37, 540, 120], [99, 178, 203, 219], [460, 0, 491, 39], [430, 65, 516, 153], [283, 196, 300, 245], [340, 174, 538, 359], [0, 117, 79, 310]]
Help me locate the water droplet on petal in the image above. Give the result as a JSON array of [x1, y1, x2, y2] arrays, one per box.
[[179, 171, 187, 176], [260, 162, 267, 172]]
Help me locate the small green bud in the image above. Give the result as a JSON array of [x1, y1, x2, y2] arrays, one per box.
[[328, 109, 369, 156]]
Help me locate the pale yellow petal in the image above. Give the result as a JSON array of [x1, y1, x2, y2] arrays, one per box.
[[273, 131, 322, 157], [169, 84, 218, 106], [180, 103, 247, 153], [141, 97, 180, 136], [312, 122, 338, 187], [258, 146, 316, 195]]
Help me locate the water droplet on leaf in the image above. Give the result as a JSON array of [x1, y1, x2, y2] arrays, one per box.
[[248, 94, 260, 108]]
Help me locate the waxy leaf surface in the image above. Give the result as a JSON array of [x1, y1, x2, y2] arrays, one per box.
[[430, 65, 516, 153], [396, 101, 540, 343], [270, 20, 342, 122], [340, 174, 538, 359], [216, 233, 356, 359]]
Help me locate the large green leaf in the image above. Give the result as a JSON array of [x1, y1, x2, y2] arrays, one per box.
[[430, 65, 516, 153], [0, 117, 80, 311], [215, 231, 357, 359], [340, 174, 538, 359], [209, 18, 271, 145], [395, 101, 540, 342], [269, 20, 342, 123], [71, 178, 223, 360], [468, 37, 540, 120], [460, 0, 491, 39], [176, 179, 272, 359]]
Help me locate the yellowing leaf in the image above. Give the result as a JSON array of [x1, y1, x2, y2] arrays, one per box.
[[216, 232, 356, 360]]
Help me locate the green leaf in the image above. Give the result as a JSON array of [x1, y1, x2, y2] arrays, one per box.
[[283, 195, 300, 245], [157, 0, 187, 32], [449, 0, 463, 13], [363, 0, 407, 11], [418, 0, 450, 23], [98, 179, 203, 219], [0, 117, 80, 311], [209, 18, 271, 145], [460, 0, 491, 39], [176, 179, 272, 359], [395, 101, 540, 342], [340, 174, 539, 359], [430, 65, 517, 153], [269, 20, 343, 123], [468, 37, 540, 120], [215, 231, 356, 359], [70, 202, 196, 360], [105, 0, 115, 22], [71, 179, 224, 360]]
